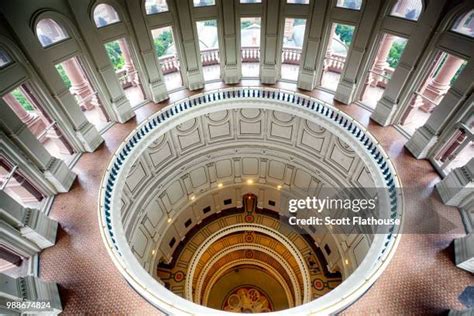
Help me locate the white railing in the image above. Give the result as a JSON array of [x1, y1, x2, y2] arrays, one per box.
[[282, 47, 302, 65], [324, 52, 347, 73], [200, 48, 219, 66], [158, 54, 180, 75], [241, 46, 260, 62], [374, 67, 394, 88], [116, 68, 139, 89]]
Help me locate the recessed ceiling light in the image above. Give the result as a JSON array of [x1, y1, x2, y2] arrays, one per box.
[[218, 183, 223, 188], [247, 179, 253, 185]]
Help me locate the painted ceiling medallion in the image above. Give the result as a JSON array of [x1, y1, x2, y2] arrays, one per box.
[[223, 287, 272, 313]]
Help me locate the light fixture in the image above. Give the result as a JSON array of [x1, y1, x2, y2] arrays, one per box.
[[246, 179, 253, 185], [344, 259, 349, 265], [167, 217, 172, 223], [152, 250, 156, 255], [190, 195, 195, 201], [277, 185, 282, 190], [218, 183, 223, 188]]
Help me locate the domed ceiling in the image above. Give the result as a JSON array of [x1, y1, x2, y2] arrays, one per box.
[[99, 88, 402, 315]]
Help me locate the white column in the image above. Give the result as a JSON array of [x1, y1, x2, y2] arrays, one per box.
[[0, 100, 76, 192], [296, 0, 328, 91], [219, 0, 241, 84], [454, 233, 474, 273], [260, 0, 283, 84], [0, 190, 58, 249], [371, 0, 448, 126], [435, 158, 473, 208], [66, 1, 136, 124], [0, 273, 62, 315], [436, 158, 474, 273], [170, 0, 205, 90], [405, 62, 473, 158], [334, 0, 383, 104], [124, 1, 169, 103]]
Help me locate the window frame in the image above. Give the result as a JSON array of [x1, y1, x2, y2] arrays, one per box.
[[35, 18, 71, 48], [93, 3, 122, 29]]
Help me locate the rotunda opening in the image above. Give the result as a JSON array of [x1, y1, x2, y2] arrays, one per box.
[[99, 88, 402, 315]]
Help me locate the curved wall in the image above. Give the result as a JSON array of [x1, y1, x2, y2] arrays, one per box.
[[99, 87, 403, 315]]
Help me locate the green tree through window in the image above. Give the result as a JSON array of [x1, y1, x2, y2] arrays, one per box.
[[104, 41, 125, 71], [387, 41, 407, 68], [335, 24, 354, 45], [11, 88, 34, 111], [154, 30, 173, 57], [55, 64, 72, 89]]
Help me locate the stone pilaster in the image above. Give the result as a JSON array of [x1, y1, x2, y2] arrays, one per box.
[[448, 310, 474, 316], [454, 233, 474, 273], [219, 0, 241, 84], [0, 220, 41, 259], [436, 158, 473, 208], [296, 0, 328, 91], [260, 0, 283, 84], [371, 0, 449, 126], [125, 0, 169, 102], [171, 0, 205, 90], [0, 102, 76, 193], [405, 63, 473, 158], [436, 159, 473, 273], [0, 191, 57, 249], [45, 87, 103, 152], [334, 0, 382, 104], [66, 0, 136, 123]]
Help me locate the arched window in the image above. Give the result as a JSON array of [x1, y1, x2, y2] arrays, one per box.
[[336, 0, 362, 10], [0, 48, 13, 69], [390, 0, 423, 21], [451, 10, 474, 38], [145, 0, 169, 14], [93, 3, 121, 28], [36, 18, 69, 47]]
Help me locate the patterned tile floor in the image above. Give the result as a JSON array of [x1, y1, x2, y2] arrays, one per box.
[[39, 80, 473, 315]]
